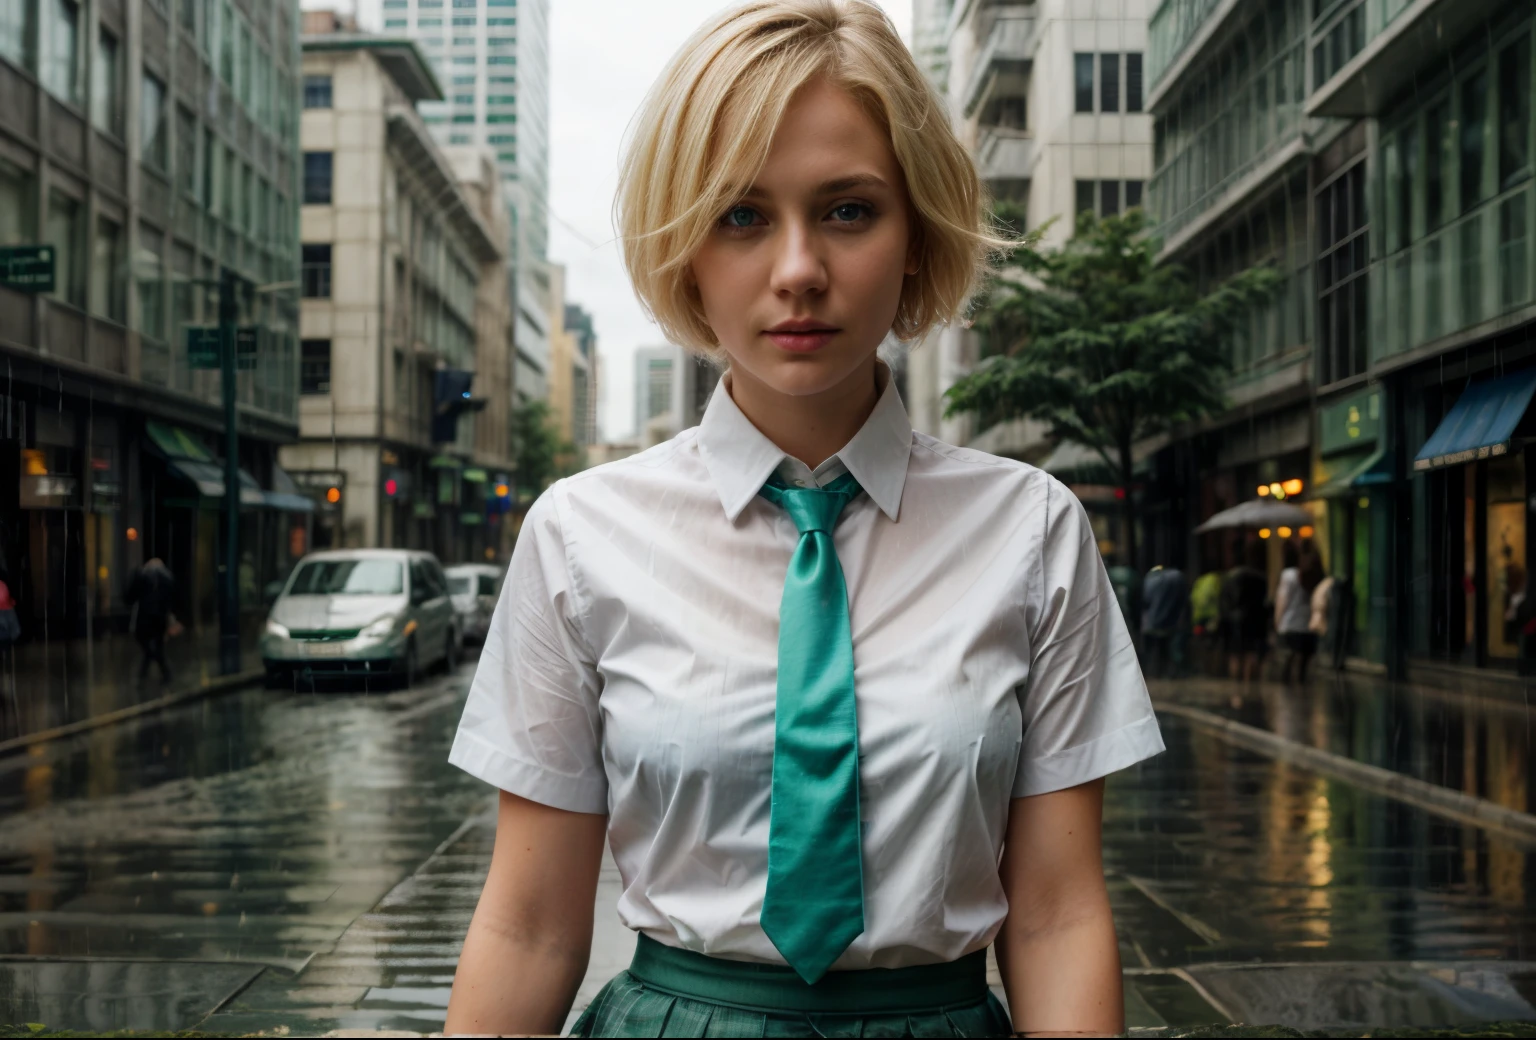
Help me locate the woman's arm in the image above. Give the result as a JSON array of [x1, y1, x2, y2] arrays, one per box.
[[444, 790, 608, 1036], [995, 778, 1122, 1038]]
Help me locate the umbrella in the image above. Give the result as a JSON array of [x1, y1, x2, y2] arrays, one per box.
[[1193, 499, 1312, 534]]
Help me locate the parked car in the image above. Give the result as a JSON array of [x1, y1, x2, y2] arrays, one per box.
[[261, 549, 459, 688], [444, 563, 503, 645]]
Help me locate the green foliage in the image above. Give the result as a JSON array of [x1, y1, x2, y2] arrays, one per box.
[[510, 399, 578, 501], [944, 206, 1283, 566]]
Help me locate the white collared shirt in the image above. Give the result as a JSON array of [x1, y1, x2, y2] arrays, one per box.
[[450, 365, 1163, 969]]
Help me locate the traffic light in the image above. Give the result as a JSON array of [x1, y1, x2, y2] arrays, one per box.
[[326, 486, 341, 504], [432, 369, 486, 443]]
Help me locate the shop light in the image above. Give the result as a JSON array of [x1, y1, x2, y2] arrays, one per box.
[[326, 486, 341, 504], [484, 547, 496, 561], [1257, 484, 1270, 497], [126, 527, 139, 542], [1282, 478, 1304, 497], [1278, 526, 1293, 538], [1358, 496, 1369, 509], [1258, 528, 1272, 539], [1269, 482, 1285, 499], [1299, 525, 1315, 538]]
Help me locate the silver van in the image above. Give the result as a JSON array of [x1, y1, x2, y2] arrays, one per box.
[[261, 549, 459, 688]]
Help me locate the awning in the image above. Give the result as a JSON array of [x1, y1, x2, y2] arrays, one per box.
[[168, 459, 266, 506], [265, 466, 316, 513], [1314, 446, 1393, 499], [1414, 369, 1536, 472], [145, 421, 214, 462], [462, 467, 488, 483], [429, 454, 463, 470], [412, 502, 435, 519]]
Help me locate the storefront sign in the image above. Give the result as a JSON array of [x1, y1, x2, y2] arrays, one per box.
[[187, 326, 221, 369], [1319, 388, 1382, 455], [0, 245, 55, 293]]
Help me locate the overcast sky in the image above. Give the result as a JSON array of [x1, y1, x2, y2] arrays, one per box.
[[345, 0, 913, 440]]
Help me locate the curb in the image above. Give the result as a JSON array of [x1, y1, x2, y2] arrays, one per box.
[[1154, 700, 1536, 846], [0, 669, 264, 758]]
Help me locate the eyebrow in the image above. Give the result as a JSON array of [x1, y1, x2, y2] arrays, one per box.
[[739, 173, 892, 199]]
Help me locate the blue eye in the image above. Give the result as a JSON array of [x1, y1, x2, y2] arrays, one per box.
[[831, 203, 869, 222], [723, 206, 759, 228]]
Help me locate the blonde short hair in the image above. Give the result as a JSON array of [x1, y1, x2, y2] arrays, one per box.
[[618, 0, 999, 353]]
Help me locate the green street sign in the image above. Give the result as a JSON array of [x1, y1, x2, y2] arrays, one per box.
[[187, 325, 221, 369], [236, 326, 259, 371], [0, 244, 56, 293]]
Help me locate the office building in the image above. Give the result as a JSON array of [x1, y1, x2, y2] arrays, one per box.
[[0, 0, 303, 655], [282, 26, 514, 564]]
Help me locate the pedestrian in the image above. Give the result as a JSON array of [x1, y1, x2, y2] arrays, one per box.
[[1141, 564, 1189, 679], [125, 557, 176, 688], [1190, 568, 1223, 674], [1275, 541, 1323, 684], [443, 5, 1163, 1037], [1220, 538, 1270, 681]]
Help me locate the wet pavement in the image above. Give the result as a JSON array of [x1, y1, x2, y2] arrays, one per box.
[[5, 668, 1536, 1034]]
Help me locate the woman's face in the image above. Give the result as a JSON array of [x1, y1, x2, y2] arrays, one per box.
[[691, 77, 917, 400]]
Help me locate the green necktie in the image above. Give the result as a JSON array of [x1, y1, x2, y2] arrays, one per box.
[[757, 471, 865, 985]]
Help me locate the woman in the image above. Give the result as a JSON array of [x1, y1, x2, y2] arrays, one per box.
[[444, 3, 1163, 1036], [1274, 542, 1324, 684], [1220, 539, 1270, 682]]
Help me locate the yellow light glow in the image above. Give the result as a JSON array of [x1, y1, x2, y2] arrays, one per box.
[[1257, 484, 1270, 497], [1282, 478, 1304, 496], [403, 619, 418, 637], [1270, 482, 1284, 498], [1280, 526, 1295, 538], [1358, 496, 1370, 509], [97, 566, 109, 581], [484, 547, 496, 560], [1300, 525, 1315, 538], [1259, 528, 1272, 539]]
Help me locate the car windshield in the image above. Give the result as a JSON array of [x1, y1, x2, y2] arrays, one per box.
[[289, 559, 403, 596], [447, 576, 473, 595]]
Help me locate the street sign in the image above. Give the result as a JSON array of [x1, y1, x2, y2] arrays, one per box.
[[187, 325, 221, 369], [0, 245, 56, 293], [236, 326, 259, 371]]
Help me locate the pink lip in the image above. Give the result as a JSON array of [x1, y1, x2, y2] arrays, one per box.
[[764, 320, 840, 353]]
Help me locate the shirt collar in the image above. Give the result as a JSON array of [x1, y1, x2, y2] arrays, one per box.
[[698, 360, 912, 523]]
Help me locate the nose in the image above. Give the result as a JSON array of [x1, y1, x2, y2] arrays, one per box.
[[768, 218, 828, 299]]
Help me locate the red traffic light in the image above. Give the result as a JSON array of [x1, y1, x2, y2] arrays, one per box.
[[385, 478, 398, 497]]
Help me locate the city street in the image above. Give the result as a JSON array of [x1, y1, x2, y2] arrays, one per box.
[[3, 663, 1536, 1034]]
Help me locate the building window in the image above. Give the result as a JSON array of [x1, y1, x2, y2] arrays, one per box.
[[452, 92, 474, 104], [486, 113, 515, 124], [0, 158, 34, 244], [496, 149, 516, 164], [301, 339, 331, 393], [488, 17, 515, 25], [449, 132, 471, 144], [41, 0, 81, 104], [1100, 180, 1120, 216], [1125, 179, 1144, 210], [92, 29, 122, 135], [175, 105, 197, 197], [90, 216, 124, 321], [487, 55, 514, 65], [0, 0, 35, 71], [419, 17, 443, 27], [135, 223, 163, 337], [1075, 179, 1094, 216], [1316, 162, 1368, 385], [453, 16, 477, 25], [452, 113, 475, 123], [46, 190, 84, 307], [202, 127, 218, 208], [488, 36, 514, 46], [301, 244, 332, 297], [1498, 36, 1531, 191], [487, 94, 515, 105], [139, 70, 167, 171], [384, 18, 407, 28], [303, 151, 333, 204], [303, 74, 332, 108], [452, 55, 476, 65], [1073, 53, 1093, 113], [1100, 52, 1120, 113], [1126, 52, 1143, 113], [452, 74, 475, 84], [224, 146, 237, 219]]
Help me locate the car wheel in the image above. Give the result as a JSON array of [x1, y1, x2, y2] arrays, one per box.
[[401, 639, 420, 690], [444, 629, 460, 673]]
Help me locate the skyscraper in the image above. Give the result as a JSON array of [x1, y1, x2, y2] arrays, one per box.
[[381, 0, 550, 399]]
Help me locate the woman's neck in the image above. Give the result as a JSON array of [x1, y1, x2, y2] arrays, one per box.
[[727, 356, 881, 469]]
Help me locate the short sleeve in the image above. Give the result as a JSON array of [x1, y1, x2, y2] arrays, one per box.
[[1013, 478, 1164, 798], [448, 484, 608, 813]]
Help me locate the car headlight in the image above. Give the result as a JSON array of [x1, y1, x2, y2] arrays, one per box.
[[360, 614, 399, 640], [265, 619, 289, 639]]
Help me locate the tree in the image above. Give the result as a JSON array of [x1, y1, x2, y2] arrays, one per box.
[[944, 206, 1282, 571], [510, 399, 578, 504]]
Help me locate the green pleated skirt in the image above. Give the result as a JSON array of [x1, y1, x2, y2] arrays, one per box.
[[569, 935, 1013, 1038]]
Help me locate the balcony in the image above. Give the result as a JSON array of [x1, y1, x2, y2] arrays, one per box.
[[1146, 0, 1245, 112], [975, 127, 1036, 183], [1307, 0, 1512, 117], [962, 10, 1037, 118]]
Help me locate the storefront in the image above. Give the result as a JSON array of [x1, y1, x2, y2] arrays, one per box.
[[1312, 387, 1394, 669], [1406, 361, 1536, 676]]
